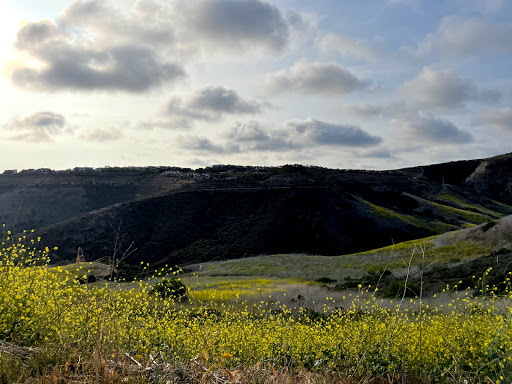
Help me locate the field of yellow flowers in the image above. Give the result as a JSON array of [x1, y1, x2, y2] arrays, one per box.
[[1, 235, 511, 383]]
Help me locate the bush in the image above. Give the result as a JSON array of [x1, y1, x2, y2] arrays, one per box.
[[151, 278, 187, 301], [316, 277, 337, 284], [385, 280, 420, 298]]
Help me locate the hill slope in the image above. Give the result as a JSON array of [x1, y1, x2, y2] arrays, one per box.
[[1, 152, 511, 265]]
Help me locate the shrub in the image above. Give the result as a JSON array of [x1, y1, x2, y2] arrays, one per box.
[[315, 277, 337, 284], [385, 280, 420, 298], [150, 278, 187, 301]]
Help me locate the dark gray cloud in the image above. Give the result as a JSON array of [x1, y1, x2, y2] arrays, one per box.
[[166, 85, 264, 122], [417, 16, 512, 58], [400, 68, 501, 110], [178, 117, 382, 155], [391, 113, 473, 144], [2, 111, 68, 142], [9, 2, 185, 92], [265, 59, 370, 95], [80, 127, 124, 142], [177, 0, 294, 52], [188, 85, 262, 114], [473, 108, 512, 131], [12, 44, 185, 92], [285, 118, 382, 147]]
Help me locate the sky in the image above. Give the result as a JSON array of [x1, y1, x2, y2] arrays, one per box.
[[0, 0, 511, 171]]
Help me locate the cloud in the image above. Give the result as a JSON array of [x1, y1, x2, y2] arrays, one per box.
[[8, 1, 185, 92], [177, 135, 234, 153], [400, 68, 501, 110], [417, 16, 512, 58], [391, 113, 473, 144], [225, 121, 297, 151], [60, 0, 175, 46], [317, 34, 380, 62], [80, 127, 124, 142], [284, 118, 382, 147], [174, 0, 304, 53], [362, 149, 395, 159], [265, 59, 370, 96], [165, 85, 264, 122], [344, 104, 385, 118], [135, 119, 192, 130], [473, 108, 512, 131], [228, 121, 271, 142], [178, 117, 382, 155], [2, 111, 69, 142]]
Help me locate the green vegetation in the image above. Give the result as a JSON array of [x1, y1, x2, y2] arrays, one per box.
[[354, 195, 457, 233], [435, 191, 502, 218], [2, 230, 512, 383], [150, 278, 187, 301], [489, 199, 512, 213]]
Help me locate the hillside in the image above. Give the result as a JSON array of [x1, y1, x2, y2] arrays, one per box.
[[1, 152, 511, 266], [188, 214, 512, 293]]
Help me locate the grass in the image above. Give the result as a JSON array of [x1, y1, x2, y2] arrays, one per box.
[[434, 191, 502, 218], [182, 276, 315, 303], [489, 198, 512, 213], [353, 195, 457, 233], [190, 233, 493, 284]]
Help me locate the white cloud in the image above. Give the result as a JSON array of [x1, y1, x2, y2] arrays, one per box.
[[391, 113, 473, 144], [473, 108, 512, 131], [172, 0, 309, 55], [284, 118, 382, 147], [165, 85, 264, 124], [400, 68, 501, 110], [265, 59, 370, 96], [2, 111, 70, 142], [9, 13, 185, 92], [417, 16, 512, 58], [80, 127, 124, 142]]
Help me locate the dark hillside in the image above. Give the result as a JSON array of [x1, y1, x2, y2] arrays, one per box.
[[2, 152, 512, 265]]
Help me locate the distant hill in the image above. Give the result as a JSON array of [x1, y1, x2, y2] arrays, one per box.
[[1, 153, 511, 266]]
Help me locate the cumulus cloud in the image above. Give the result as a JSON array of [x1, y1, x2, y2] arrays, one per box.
[[8, 1, 185, 92], [473, 108, 512, 131], [2, 111, 69, 142], [400, 68, 501, 110], [391, 113, 473, 144], [225, 121, 298, 151], [417, 16, 512, 58], [174, 0, 305, 53], [165, 85, 264, 122], [265, 59, 370, 96], [80, 127, 124, 142], [178, 117, 382, 155], [317, 34, 380, 62], [60, 0, 175, 46], [284, 118, 382, 147]]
